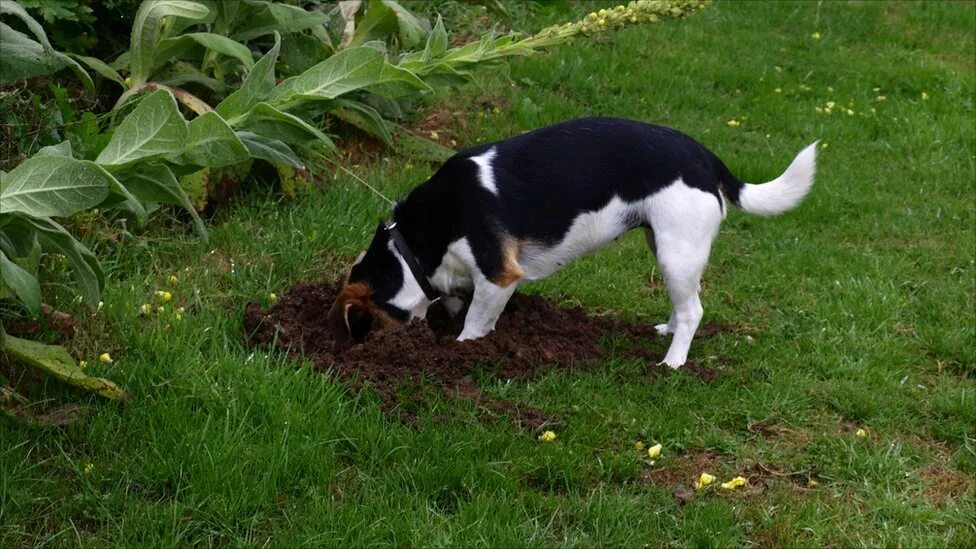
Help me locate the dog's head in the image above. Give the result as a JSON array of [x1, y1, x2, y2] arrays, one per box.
[[328, 222, 411, 349]]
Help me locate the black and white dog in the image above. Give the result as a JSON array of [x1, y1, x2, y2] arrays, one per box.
[[328, 117, 816, 367]]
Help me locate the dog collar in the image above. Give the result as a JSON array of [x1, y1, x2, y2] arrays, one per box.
[[385, 221, 441, 303]]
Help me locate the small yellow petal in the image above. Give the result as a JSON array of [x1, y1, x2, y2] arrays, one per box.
[[921, 91, 929, 100], [140, 303, 152, 316], [856, 428, 868, 438], [774, 87, 782, 93], [811, 32, 821, 40], [820, 142, 829, 149], [79, 360, 87, 369], [694, 472, 716, 490], [269, 293, 278, 303], [876, 95, 887, 101], [99, 353, 113, 364], [647, 443, 662, 459], [720, 476, 748, 490], [634, 441, 645, 451], [168, 275, 179, 285], [538, 430, 557, 442]]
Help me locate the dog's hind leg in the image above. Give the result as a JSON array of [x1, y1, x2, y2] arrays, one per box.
[[644, 228, 676, 336], [644, 181, 723, 368]]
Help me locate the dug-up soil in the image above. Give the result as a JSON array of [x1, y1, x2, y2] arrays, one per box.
[[244, 282, 721, 426]]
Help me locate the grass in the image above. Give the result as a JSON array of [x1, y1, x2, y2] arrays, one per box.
[[2, 0, 975, 546]]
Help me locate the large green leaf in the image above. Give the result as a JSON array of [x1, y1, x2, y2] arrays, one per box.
[[383, 0, 428, 49], [0, 0, 93, 92], [86, 162, 148, 223], [236, 131, 302, 168], [330, 98, 393, 147], [237, 102, 336, 151], [121, 163, 207, 241], [69, 53, 126, 88], [2, 334, 127, 401], [267, 46, 427, 108], [5, 215, 103, 306], [232, 1, 330, 41], [348, 0, 397, 48], [96, 89, 188, 169], [400, 14, 446, 68], [129, 0, 210, 86], [0, 22, 64, 82], [0, 155, 109, 217], [215, 33, 280, 122], [156, 32, 254, 71], [0, 250, 40, 316], [182, 111, 249, 168]]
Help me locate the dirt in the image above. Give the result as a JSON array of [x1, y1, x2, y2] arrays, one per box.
[[243, 282, 723, 425]]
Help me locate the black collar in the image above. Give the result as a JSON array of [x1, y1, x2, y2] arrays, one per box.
[[386, 221, 440, 302]]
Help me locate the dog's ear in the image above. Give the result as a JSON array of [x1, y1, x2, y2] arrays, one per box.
[[328, 282, 374, 349], [343, 302, 373, 342]]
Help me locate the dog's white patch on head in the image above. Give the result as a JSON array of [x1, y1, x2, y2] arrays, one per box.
[[520, 196, 636, 280], [470, 147, 499, 195]]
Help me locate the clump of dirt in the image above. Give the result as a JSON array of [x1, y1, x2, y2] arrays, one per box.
[[243, 282, 722, 425]]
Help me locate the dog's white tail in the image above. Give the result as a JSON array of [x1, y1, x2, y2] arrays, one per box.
[[727, 142, 818, 216]]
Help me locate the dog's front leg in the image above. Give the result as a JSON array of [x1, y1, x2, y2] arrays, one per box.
[[457, 280, 517, 341]]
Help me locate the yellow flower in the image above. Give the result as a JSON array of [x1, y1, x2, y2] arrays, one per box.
[[647, 443, 662, 459], [846, 109, 854, 116], [820, 142, 829, 149], [873, 87, 881, 92], [694, 472, 716, 490], [774, 87, 782, 93], [826, 101, 836, 109], [84, 462, 94, 474], [875, 95, 887, 101], [823, 108, 832, 115], [921, 91, 929, 100], [155, 290, 172, 302], [774, 66, 783, 72], [79, 360, 87, 369], [269, 293, 278, 303], [428, 131, 439, 140], [811, 31, 821, 40], [720, 476, 748, 490], [140, 303, 152, 316], [726, 119, 741, 127], [99, 353, 113, 364], [598, 18, 606, 26], [827, 86, 834, 92], [634, 441, 645, 451], [808, 479, 819, 488], [168, 275, 178, 285], [538, 430, 557, 442], [856, 428, 868, 438]]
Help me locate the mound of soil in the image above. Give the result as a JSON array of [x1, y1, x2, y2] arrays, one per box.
[[243, 283, 720, 426]]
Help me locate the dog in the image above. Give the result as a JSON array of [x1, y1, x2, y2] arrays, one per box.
[[328, 117, 817, 367]]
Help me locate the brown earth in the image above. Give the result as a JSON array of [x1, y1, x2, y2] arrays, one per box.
[[243, 282, 723, 425]]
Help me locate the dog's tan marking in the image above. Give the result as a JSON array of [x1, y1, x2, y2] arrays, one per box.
[[490, 238, 524, 287]]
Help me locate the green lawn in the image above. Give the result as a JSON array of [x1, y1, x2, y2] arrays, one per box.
[[2, 1, 975, 546]]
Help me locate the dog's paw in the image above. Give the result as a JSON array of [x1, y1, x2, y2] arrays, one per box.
[[659, 359, 684, 370], [655, 323, 673, 336]]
